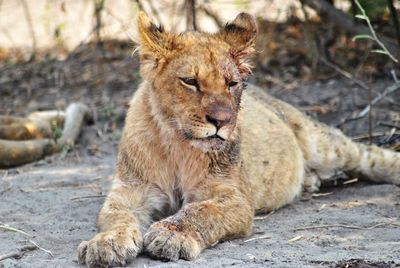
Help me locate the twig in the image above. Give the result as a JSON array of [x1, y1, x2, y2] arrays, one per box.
[[146, 0, 164, 27], [391, 70, 399, 83], [133, 0, 143, 11], [0, 245, 37, 261], [300, 0, 319, 74], [254, 211, 275, 220], [368, 76, 373, 143], [0, 181, 11, 195], [70, 194, 106, 201], [288, 235, 304, 243], [319, 57, 368, 90], [104, 7, 135, 41], [352, 131, 400, 141], [342, 178, 359, 185], [302, 0, 400, 60], [312, 192, 332, 197], [337, 114, 361, 127], [354, 0, 398, 63], [350, 0, 357, 23], [93, 0, 105, 49], [379, 122, 400, 129], [198, 4, 223, 28], [254, 213, 273, 221], [293, 221, 399, 231], [357, 82, 400, 118], [29, 240, 53, 257], [366, 222, 397, 229], [264, 75, 298, 91], [19, 0, 36, 60], [382, 127, 398, 145], [0, 224, 32, 237], [387, 0, 400, 47], [243, 235, 270, 243], [339, 82, 400, 126], [317, 204, 327, 212], [186, 0, 197, 31]]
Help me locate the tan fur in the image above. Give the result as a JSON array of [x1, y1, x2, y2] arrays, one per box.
[[78, 12, 400, 267]]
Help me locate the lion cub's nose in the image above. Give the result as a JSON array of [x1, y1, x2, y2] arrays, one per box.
[[205, 109, 233, 129]]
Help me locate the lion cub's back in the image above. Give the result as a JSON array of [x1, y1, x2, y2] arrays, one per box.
[[239, 93, 304, 212]]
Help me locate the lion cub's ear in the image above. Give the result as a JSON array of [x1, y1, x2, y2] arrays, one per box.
[[138, 12, 175, 56], [220, 13, 258, 51], [137, 12, 176, 78], [219, 13, 258, 78]]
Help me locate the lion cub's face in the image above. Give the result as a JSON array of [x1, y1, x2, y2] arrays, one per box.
[[152, 39, 243, 151], [138, 12, 258, 151]]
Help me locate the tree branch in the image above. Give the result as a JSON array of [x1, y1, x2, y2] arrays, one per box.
[[0, 103, 91, 167], [186, 0, 197, 30], [301, 0, 400, 61], [0, 245, 37, 261], [198, 3, 224, 28], [19, 0, 36, 60]]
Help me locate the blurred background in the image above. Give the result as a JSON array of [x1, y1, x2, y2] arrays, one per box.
[[0, 0, 399, 151]]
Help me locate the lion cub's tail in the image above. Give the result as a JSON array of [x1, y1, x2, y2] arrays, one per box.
[[261, 92, 400, 185], [353, 143, 400, 185], [299, 119, 400, 185], [296, 118, 400, 185], [295, 117, 400, 185]]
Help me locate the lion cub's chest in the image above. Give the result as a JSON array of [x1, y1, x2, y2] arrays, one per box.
[[155, 146, 210, 214]]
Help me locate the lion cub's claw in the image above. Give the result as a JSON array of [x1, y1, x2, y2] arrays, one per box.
[[77, 229, 142, 268], [143, 222, 203, 261]]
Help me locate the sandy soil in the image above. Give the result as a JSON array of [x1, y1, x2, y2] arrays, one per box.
[[1, 79, 400, 267], [1, 152, 399, 268]]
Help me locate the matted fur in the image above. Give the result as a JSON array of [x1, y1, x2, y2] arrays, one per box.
[[77, 12, 400, 267]]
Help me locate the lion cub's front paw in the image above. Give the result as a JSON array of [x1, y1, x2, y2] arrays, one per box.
[[143, 221, 204, 261], [78, 228, 142, 268]]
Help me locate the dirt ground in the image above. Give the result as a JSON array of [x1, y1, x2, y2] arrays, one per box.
[[1, 51, 400, 267], [1, 154, 400, 268]]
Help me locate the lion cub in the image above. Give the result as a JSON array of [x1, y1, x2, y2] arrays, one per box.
[[78, 12, 400, 267]]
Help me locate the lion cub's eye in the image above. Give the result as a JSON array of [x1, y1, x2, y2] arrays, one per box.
[[228, 81, 238, 89], [179, 77, 199, 92]]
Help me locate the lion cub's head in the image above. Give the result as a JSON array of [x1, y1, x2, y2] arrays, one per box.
[[137, 12, 258, 151]]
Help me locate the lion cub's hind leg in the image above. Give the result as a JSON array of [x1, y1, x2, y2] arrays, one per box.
[[303, 171, 321, 193], [303, 169, 349, 193]]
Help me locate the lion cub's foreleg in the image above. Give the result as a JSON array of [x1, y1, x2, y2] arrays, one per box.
[[77, 180, 168, 268], [143, 180, 254, 261]]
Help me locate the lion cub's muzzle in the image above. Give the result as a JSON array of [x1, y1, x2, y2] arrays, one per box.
[[205, 106, 234, 140]]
